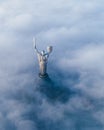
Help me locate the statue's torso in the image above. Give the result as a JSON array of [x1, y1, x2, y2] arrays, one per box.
[[38, 54, 48, 63]]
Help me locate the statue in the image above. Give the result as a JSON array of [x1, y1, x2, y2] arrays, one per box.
[[33, 38, 53, 78]]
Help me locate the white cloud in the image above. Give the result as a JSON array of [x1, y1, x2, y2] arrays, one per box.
[[0, 0, 104, 130], [6, 14, 33, 31]]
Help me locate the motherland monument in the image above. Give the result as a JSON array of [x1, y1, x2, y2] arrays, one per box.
[[33, 38, 53, 78]]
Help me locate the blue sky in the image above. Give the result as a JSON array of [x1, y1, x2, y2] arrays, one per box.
[[0, 0, 104, 130]]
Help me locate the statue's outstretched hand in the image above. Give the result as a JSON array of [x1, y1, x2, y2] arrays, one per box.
[[34, 43, 36, 49], [33, 37, 36, 49]]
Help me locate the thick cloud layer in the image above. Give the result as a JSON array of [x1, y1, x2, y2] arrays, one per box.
[[0, 0, 104, 130]]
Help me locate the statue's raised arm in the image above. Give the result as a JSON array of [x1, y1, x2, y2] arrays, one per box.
[[33, 37, 40, 54]]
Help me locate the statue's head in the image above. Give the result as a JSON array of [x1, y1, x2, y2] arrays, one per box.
[[41, 50, 45, 55]]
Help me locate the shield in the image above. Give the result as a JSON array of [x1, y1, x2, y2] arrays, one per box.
[[47, 46, 53, 53]]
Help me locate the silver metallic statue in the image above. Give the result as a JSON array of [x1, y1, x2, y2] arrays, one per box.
[[33, 38, 53, 78]]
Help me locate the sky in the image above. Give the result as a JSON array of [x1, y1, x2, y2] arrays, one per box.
[[0, 0, 104, 130]]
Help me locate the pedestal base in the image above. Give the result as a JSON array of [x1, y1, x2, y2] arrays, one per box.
[[39, 73, 49, 78]]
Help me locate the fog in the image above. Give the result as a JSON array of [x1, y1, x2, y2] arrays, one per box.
[[0, 0, 104, 130]]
